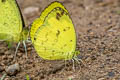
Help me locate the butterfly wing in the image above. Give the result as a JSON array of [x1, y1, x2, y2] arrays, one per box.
[[0, 0, 23, 42], [31, 2, 76, 60]]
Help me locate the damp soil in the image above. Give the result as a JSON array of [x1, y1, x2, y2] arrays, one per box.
[[1, 0, 120, 80]]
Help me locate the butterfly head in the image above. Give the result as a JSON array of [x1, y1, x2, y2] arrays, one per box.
[[20, 27, 29, 41]]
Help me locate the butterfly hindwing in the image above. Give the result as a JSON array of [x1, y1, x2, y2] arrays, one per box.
[[31, 2, 76, 60], [0, 0, 23, 42]]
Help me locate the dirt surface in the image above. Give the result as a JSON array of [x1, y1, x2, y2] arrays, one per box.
[[1, 0, 120, 80]]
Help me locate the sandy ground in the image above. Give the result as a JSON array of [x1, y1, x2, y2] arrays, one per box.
[[1, 0, 120, 80]]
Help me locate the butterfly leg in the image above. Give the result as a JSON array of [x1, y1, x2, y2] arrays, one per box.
[[64, 60, 67, 68], [14, 42, 21, 60], [76, 57, 86, 67], [72, 59, 75, 71], [71, 56, 85, 71], [0, 74, 6, 80], [73, 57, 80, 64], [23, 41, 27, 58], [73, 56, 86, 69]]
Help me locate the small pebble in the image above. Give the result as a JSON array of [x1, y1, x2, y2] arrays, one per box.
[[0, 47, 5, 55], [0, 66, 4, 72], [27, 47, 32, 51], [23, 6, 39, 15], [8, 55, 14, 59], [17, 52, 23, 57], [2, 55, 8, 60], [5, 63, 20, 76], [108, 71, 115, 77], [4, 50, 11, 55]]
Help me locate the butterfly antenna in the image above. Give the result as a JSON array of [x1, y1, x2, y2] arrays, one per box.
[[14, 42, 21, 60], [23, 41, 27, 58]]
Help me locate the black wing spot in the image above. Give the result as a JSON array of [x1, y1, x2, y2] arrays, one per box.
[[63, 29, 66, 32], [34, 38, 36, 41], [57, 12, 61, 16], [58, 7, 62, 10], [66, 27, 70, 30], [49, 56, 52, 59], [52, 50, 55, 52], [2, 0, 6, 2], [56, 12, 61, 20], [70, 40, 73, 42], [56, 16, 59, 20], [63, 27, 70, 32], [61, 10, 64, 16], [61, 52, 64, 54], [56, 30, 60, 37], [3, 23, 7, 26]]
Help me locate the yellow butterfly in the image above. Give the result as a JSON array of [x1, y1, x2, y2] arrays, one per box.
[[0, 0, 29, 58], [30, 1, 79, 60]]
